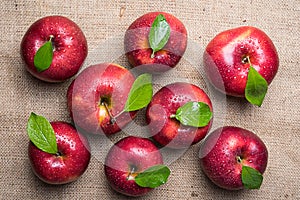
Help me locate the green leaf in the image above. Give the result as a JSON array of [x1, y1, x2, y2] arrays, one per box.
[[241, 166, 263, 189], [135, 165, 170, 188], [174, 101, 212, 127], [148, 14, 170, 58], [33, 37, 54, 72], [245, 66, 268, 107], [124, 73, 153, 112], [26, 112, 58, 154]]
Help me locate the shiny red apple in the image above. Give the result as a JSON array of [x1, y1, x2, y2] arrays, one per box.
[[67, 63, 137, 135], [28, 121, 91, 184], [21, 15, 88, 82], [104, 136, 164, 196], [124, 12, 187, 73], [146, 82, 213, 149], [203, 26, 279, 97], [199, 126, 268, 190]]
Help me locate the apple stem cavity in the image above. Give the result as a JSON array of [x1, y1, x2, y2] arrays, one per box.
[[55, 151, 62, 157], [242, 55, 251, 65], [236, 156, 243, 164]]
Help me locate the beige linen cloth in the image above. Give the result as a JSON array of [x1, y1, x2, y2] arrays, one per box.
[[0, 0, 299, 199]]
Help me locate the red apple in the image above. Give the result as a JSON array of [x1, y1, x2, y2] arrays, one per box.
[[203, 26, 279, 97], [104, 136, 164, 196], [199, 126, 268, 190], [21, 15, 88, 82], [67, 63, 137, 135], [124, 12, 187, 73], [146, 82, 213, 149], [28, 121, 91, 184]]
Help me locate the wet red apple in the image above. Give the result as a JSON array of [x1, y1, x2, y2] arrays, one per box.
[[124, 12, 187, 73], [199, 126, 268, 190], [203, 26, 279, 97], [146, 82, 213, 149], [67, 63, 137, 135], [21, 15, 87, 82]]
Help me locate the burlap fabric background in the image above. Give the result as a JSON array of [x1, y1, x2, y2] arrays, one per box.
[[0, 0, 299, 199]]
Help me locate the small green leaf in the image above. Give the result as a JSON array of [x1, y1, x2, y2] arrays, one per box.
[[34, 36, 54, 72], [245, 66, 268, 107], [124, 73, 153, 112], [135, 165, 170, 188], [241, 166, 263, 189], [174, 101, 212, 127], [148, 14, 170, 58], [27, 112, 58, 154]]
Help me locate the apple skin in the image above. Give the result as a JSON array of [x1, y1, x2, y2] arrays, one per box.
[[203, 26, 279, 97], [104, 136, 163, 197], [124, 12, 187, 73], [21, 15, 88, 82], [146, 82, 213, 149], [67, 63, 137, 135], [199, 126, 268, 190], [28, 122, 91, 184]]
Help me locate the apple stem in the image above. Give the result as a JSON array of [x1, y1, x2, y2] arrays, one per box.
[[243, 56, 253, 67], [49, 35, 54, 42], [170, 114, 176, 118], [127, 166, 136, 181], [151, 50, 155, 58], [102, 102, 117, 124]]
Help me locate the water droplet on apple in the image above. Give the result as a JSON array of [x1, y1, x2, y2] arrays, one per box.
[[241, 76, 245, 79], [227, 69, 231, 73], [237, 68, 241, 71]]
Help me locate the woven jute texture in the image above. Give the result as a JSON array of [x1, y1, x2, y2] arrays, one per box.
[[0, 0, 299, 199]]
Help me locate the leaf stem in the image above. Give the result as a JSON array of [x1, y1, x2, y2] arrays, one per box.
[[102, 102, 116, 124], [113, 110, 125, 120]]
